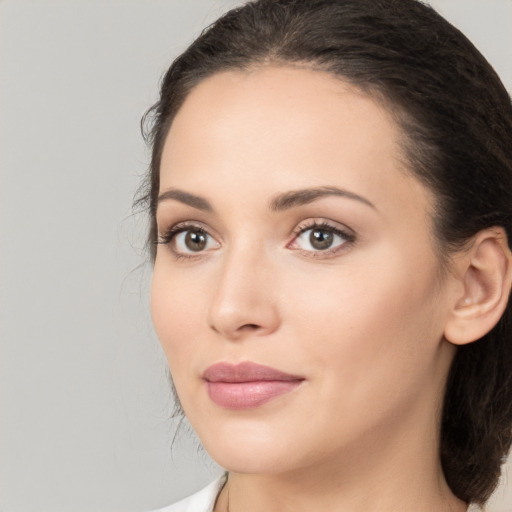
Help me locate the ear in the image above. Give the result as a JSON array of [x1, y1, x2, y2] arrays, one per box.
[[444, 228, 512, 346]]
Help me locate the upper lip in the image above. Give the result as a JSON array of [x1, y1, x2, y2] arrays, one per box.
[[202, 362, 305, 383]]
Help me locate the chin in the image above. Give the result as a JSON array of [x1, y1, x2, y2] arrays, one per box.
[[194, 418, 310, 475], [206, 446, 299, 476]]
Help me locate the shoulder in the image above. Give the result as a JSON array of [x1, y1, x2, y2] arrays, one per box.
[[149, 473, 227, 512]]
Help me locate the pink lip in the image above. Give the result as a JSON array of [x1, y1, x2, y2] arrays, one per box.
[[202, 362, 305, 410]]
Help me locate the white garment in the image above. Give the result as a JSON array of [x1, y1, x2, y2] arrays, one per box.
[[151, 473, 484, 512], [150, 474, 227, 512]]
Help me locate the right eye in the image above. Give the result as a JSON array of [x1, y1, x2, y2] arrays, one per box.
[[156, 224, 220, 257], [174, 228, 218, 253]]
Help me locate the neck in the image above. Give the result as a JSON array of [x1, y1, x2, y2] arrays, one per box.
[[217, 446, 467, 512], [214, 393, 467, 512]]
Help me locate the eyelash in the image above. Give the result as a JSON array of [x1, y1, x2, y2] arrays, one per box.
[[155, 220, 356, 260], [290, 221, 356, 257], [155, 222, 210, 260]]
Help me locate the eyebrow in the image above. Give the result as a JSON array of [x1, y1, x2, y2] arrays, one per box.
[[157, 188, 213, 212], [156, 186, 375, 212], [269, 186, 375, 211]]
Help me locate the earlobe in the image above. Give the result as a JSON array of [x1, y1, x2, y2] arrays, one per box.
[[444, 228, 512, 346]]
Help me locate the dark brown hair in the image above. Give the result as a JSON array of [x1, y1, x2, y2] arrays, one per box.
[[138, 0, 512, 504]]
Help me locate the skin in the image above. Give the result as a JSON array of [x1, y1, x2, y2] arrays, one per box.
[[151, 66, 471, 512]]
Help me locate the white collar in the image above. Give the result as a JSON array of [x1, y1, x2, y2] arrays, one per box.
[[149, 473, 227, 512]]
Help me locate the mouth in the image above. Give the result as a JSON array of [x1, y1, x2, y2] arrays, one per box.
[[202, 361, 305, 410]]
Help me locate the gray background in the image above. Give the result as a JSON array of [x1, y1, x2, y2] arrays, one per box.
[[0, 1, 511, 511]]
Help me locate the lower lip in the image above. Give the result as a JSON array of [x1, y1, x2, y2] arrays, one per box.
[[206, 380, 303, 409]]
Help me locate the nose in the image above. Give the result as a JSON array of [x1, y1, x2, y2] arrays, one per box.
[[207, 245, 280, 341]]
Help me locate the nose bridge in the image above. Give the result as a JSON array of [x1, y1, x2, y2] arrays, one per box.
[[207, 238, 279, 339]]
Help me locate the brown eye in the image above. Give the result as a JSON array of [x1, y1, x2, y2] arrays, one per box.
[[310, 229, 334, 250], [184, 230, 208, 251], [291, 222, 353, 255], [168, 227, 220, 255]]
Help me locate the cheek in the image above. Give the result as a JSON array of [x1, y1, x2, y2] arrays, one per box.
[[276, 261, 445, 447], [283, 247, 445, 392], [150, 261, 205, 369]]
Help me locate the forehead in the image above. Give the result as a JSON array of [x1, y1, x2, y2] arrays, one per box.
[[160, 65, 433, 225], [165, 66, 399, 167]]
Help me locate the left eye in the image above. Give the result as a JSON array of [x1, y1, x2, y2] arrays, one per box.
[[293, 225, 351, 252]]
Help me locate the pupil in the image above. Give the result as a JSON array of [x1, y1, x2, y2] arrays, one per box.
[[185, 230, 207, 251], [310, 229, 333, 250]]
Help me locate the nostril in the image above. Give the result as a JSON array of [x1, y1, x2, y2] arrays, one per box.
[[241, 324, 260, 331]]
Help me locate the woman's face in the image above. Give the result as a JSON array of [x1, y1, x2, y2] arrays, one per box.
[[151, 66, 457, 475]]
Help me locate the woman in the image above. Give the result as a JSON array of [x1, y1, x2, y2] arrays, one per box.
[[139, 0, 512, 510]]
